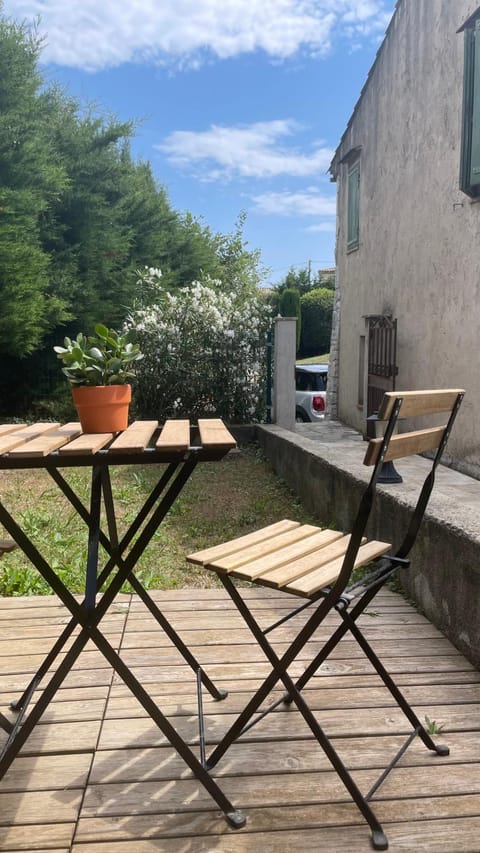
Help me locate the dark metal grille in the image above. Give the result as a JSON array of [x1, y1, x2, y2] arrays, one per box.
[[366, 315, 398, 425]]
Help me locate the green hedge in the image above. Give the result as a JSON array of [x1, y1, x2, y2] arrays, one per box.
[[300, 288, 334, 356]]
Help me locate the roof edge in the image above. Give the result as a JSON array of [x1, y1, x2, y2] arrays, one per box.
[[329, 0, 403, 179]]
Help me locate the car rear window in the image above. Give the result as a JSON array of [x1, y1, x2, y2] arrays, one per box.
[[295, 370, 327, 392]]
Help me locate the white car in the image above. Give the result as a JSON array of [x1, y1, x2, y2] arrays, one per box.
[[295, 363, 328, 422]]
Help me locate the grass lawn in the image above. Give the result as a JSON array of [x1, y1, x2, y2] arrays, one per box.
[[0, 444, 317, 596], [296, 353, 329, 364]]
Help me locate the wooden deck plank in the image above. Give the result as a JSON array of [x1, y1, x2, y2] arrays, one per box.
[[74, 794, 480, 844], [69, 817, 480, 852], [78, 763, 480, 816], [1, 753, 93, 793], [86, 731, 480, 785], [94, 703, 480, 751], [0, 587, 479, 853]]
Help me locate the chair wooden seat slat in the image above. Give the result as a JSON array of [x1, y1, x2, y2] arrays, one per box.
[[241, 533, 365, 588], [206, 524, 323, 573], [225, 528, 345, 583], [187, 519, 301, 566], [186, 388, 465, 852], [285, 539, 392, 597]]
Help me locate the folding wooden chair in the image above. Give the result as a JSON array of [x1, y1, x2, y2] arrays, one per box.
[[187, 389, 464, 850]]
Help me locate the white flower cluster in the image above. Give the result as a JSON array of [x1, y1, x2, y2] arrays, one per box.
[[127, 274, 272, 423]]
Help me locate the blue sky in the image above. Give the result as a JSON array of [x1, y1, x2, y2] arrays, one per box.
[[4, 0, 394, 286]]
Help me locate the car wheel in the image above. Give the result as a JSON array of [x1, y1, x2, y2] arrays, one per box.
[[295, 411, 309, 423]]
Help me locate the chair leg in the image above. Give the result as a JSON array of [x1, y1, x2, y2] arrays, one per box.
[[340, 609, 449, 755], [208, 576, 389, 850], [285, 585, 448, 758]]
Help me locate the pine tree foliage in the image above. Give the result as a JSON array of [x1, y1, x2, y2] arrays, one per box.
[[0, 4, 265, 414]]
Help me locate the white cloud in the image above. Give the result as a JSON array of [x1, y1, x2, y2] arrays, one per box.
[[3, 0, 394, 71], [159, 120, 334, 180], [252, 190, 336, 217]]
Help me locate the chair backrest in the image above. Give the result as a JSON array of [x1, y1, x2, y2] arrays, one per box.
[[363, 389, 465, 468], [333, 389, 465, 595]]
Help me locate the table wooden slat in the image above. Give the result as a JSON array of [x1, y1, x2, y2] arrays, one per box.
[[58, 433, 114, 455], [11, 422, 61, 438], [0, 424, 26, 437], [155, 420, 190, 451], [8, 423, 83, 458], [198, 418, 236, 450], [0, 423, 61, 455], [109, 421, 158, 453]]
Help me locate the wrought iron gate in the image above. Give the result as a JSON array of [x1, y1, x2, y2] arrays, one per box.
[[366, 314, 398, 434]]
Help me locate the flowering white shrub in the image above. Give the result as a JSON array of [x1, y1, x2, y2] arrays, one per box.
[[127, 269, 271, 423]]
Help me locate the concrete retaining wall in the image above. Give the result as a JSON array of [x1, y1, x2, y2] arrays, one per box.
[[255, 423, 480, 669]]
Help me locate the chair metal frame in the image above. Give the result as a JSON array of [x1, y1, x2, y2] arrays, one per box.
[[189, 389, 465, 850]]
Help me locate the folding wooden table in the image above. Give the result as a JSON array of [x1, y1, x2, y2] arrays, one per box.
[[0, 417, 246, 828]]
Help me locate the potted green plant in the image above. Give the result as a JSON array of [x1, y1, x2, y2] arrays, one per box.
[[54, 324, 143, 433]]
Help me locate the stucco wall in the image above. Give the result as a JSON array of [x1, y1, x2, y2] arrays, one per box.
[[333, 0, 480, 474]]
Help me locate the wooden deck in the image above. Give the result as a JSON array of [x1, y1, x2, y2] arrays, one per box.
[[1, 587, 480, 852]]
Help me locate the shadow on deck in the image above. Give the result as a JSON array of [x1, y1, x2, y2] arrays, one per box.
[[0, 587, 479, 852]]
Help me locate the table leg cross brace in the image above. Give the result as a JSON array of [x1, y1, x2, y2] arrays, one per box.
[[0, 460, 245, 828]]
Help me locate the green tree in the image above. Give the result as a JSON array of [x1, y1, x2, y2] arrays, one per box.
[[0, 3, 267, 416], [0, 16, 70, 356], [300, 288, 334, 356], [276, 266, 312, 295]]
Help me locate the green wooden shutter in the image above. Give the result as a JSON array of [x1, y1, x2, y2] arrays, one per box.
[[460, 26, 474, 194], [469, 19, 480, 189], [347, 163, 360, 250], [460, 19, 480, 197]]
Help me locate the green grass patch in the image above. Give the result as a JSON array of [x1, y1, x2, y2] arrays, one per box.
[[296, 353, 329, 364], [0, 444, 317, 596]]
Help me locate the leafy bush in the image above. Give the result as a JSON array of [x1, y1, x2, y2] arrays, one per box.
[[279, 288, 301, 351], [127, 270, 271, 423], [300, 288, 334, 356]]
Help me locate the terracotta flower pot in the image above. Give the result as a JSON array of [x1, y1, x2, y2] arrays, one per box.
[[72, 384, 131, 433]]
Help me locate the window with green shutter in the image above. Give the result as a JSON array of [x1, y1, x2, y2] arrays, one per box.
[[460, 11, 480, 197], [347, 162, 360, 250]]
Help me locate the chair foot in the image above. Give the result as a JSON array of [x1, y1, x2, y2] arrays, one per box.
[[434, 743, 449, 756], [226, 810, 247, 829], [215, 688, 228, 701], [372, 828, 388, 850]]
